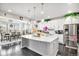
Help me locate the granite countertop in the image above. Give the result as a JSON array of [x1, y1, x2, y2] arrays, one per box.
[[21, 34, 58, 43]]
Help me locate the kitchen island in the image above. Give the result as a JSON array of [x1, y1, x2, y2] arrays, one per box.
[[21, 34, 59, 56]]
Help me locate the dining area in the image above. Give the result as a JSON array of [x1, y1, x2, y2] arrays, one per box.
[[0, 32, 22, 56], [0, 16, 28, 56]]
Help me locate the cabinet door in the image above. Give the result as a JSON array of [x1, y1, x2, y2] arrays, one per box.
[[73, 24, 77, 35], [22, 38, 29, 48], [52, 39, 58, 55], [69, 24, 77, 35], [77, 24, 79, 43], [77, 24, 79, 35], [69, 25, 73, 35]]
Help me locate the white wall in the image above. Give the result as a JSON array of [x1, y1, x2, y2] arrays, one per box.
[[38, 18, 65, 44], [38, 18, 65, 30]]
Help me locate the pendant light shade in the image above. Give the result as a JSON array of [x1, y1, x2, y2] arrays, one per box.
[[33, 6, 36, 20], [41, 3, 44, 15]]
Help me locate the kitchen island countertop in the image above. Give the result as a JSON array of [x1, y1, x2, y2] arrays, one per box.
[[21, 34, 59, 56], [21, 34, 58, 43]]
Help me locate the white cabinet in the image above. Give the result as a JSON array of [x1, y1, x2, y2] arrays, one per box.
[[21, 35, 58, 56], [22, 38, 29, 48]]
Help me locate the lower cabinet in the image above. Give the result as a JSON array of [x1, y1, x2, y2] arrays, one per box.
[[22, 37, 58, 56]]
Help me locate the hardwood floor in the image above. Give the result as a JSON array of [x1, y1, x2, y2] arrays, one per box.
[[0, 44, 41, 56]]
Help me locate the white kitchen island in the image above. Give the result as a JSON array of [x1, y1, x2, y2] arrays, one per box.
[[21, 34, 59, 56]]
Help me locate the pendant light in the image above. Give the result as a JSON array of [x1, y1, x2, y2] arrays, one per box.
[[41, 3, 44, 15], [4, 12, 7, 16], [27, 9, 30, 15], [33, 6, 36, 20], [27, 9, 31, 21]]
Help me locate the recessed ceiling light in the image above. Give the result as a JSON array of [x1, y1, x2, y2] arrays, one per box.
[[8, 9, 12, 12]]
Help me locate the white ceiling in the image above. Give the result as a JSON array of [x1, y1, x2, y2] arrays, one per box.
[[0, 3, 79, 20]]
